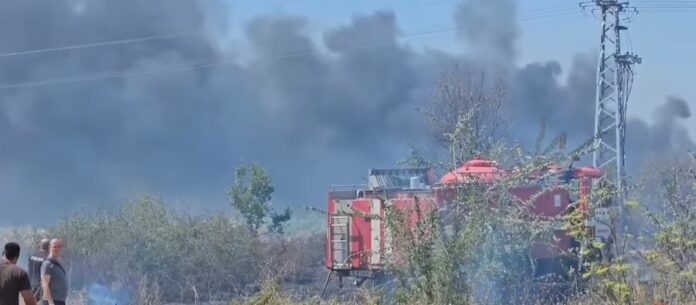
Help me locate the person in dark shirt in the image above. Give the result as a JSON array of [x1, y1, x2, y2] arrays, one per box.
[[27, 239, 49, 300], [0, 242, 37, 305]]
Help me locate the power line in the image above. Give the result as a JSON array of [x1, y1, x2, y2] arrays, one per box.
[[637, 6, 696, 9], [401, 9, 584, 38], [0, 1, 691, 62], [633, 1, 696, 3], [391, 7, 583, 39], [581, 0, 696, 10], [632, 0, 696, 6], [521, 7, 579, 18], [410, 4, 580, 30], [523, 3, 579, 14], [0, 3, 582, 60], [632, 0, 696, 3], [0, 13, 587, 91], [0, 2, 631, 91], [0, 59, 226, 90], [632, 0, 696, 9], [523, 10, 585, 20], [0, 30, 199, 58], [638, 6, 696, 9]]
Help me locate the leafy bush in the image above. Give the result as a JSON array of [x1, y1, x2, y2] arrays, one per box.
[[567, 155, 696, 305], [383, 154, 573, 305], [41, 195, 327, 304], [49, 196, 259, 302]]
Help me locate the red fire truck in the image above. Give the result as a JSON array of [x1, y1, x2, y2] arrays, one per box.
[[325, 157, 603, 286]]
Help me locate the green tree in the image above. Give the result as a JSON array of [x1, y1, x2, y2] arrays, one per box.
[[228, 163, 275, 233], [269, 207, 292, 234]]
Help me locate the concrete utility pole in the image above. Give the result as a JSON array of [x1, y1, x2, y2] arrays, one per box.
[[582, 0, 641, 214]]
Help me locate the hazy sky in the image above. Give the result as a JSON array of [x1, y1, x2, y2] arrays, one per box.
[[0, 0, 693, 225]]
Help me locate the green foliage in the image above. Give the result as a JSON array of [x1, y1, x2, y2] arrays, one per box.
[[48, 196, 327, 304], [383, 66, 586, 304], [567, 156, 696, 305], [228, 280, 380, 305], [50, 196, 259, 302], [386, 136, 575, 304], [229, 163, 276, 233], [269, 208, 292, 234], [399, 148, 436, 169]]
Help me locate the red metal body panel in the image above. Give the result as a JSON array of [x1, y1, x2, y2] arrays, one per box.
[[511, 186, 574, 258], [510, 186, 570, 217], [379, 199, 386, 268], [381, 193, 437, 269], [575, 167, 601, 213], [391, 196, 434, 227], [350, 200, 372, 269]]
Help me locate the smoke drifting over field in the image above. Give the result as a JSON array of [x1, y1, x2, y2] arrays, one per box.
[[0, 0, 691, 224]]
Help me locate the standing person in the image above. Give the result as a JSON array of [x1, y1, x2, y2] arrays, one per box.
[[40, 239, 67, 305], [0, 242, 37, 305], [27, 239, 49, 300]]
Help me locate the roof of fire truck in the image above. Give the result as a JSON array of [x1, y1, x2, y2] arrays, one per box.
[[439, 157, 505, 184], [348, 157, 604, 194], [439, 157, 602, 185]]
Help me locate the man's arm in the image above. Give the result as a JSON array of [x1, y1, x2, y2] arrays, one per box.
[[20, 290, 37, 305], [41, 274, 53, 305], [18, 270, 37, 305], [40, 261, 54, 305]]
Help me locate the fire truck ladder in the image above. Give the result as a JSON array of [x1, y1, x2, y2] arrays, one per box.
[[322, 215, 350, 298], [330, 215, 350, 269]]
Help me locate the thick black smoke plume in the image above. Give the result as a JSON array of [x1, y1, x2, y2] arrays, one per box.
[[627, 96, 695, 170], [455, 0, 518, 71], [0, 0, 691, 224]]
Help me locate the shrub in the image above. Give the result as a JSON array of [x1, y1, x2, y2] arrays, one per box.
[[49, 196, 259, 302]]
